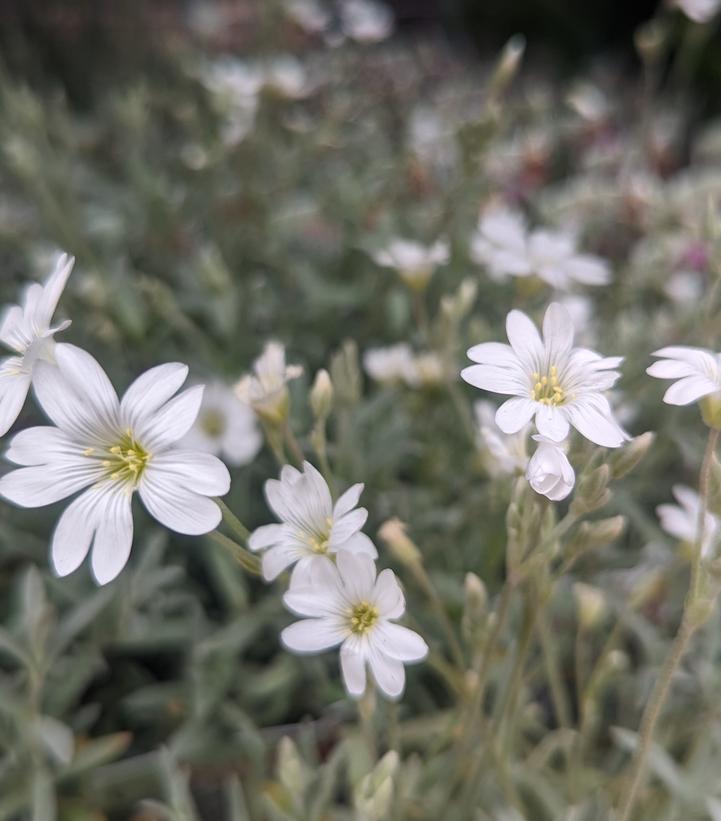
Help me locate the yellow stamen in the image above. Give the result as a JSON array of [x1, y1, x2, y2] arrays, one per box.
[[349, 601, 379, 635]]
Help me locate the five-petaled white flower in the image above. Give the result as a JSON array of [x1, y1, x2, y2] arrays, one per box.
[[647, 346, 721, 406], [657, 485, 720, 559], [248, 461, 377, 582], [0, 345, 230, 585], [281, 551, 427, 699], [373, 239, 449, 290], [470, 205, 610, 289], [461, 302, 627, 447], [234, 341, 303, 424], [182, 381, 262, 467], [526, 435, 575, 501], [0, 253, 74, 436]]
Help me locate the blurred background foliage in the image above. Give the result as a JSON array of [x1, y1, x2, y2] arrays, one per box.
[[2, 0, 721, 819]]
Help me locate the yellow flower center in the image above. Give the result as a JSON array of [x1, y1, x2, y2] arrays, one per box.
[[306, 517, 334, 555], [99, 431, 152, 486], [201, 408, 226, 438], [349, 601, 379, 635], [532, 366, 566, 406]]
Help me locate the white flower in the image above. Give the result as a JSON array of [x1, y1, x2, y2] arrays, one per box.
[[284, 0, 330, 33], [474, 400, 528, 477], [461, 302, 627, 447], [405, 352, 445, 388], [373, 239, 449, 290], [526, 229, 611, 289], [182, 381, 262, 467], [248, 461, 377, 582], [647, 346, 721, 405], [657, 485, 720, 558], [340, 0, 394, 43], [263, 57, 310, 99], [672, 0, 721, 23], [363, 343, 415, 385], [234, 341, 303, 423], [0, 253, 74, 436], [199, 59, 262, 146], [526, 435, 575, 501], [469, 205, 611, 288], [470, 205, 530, 282], [281, 552, 427, 699], [0, 345, 230, 585]]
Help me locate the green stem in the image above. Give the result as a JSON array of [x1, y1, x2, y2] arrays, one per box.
[[616, 428, 718, 820], [283, 422, 305, 467], [537, 608, 572, 730], [410, 563, 466, 671], [216, 498, 251, 542], [208, 531, 261, 576]]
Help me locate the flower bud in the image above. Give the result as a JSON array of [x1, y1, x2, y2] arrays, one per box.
[[573, 582, 607, 630], [330, 340, 361, 405], [570, 464, 611, 515], [488, 34, 526, 102], [526, 436, 575, 501], [310, 368, 333, 419], [609, 432, 655, 479], [378, 518, 421, 565], [701, 393, 721, 430], [462, 572, 488, 640]]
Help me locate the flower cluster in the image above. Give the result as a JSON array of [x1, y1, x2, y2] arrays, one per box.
[[463, 302, 627, 501], [249, 461, 428, 699], [0, 259, 232, 584]]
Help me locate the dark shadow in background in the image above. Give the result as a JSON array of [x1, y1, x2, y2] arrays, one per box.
[[0, 0, 719, 104]]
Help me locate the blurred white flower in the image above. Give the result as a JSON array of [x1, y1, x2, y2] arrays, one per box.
[[364, 343, 415, 385], [672, 0, 721, 23], [373, 239, 449, 290], [263, 57, 310, 100], [235, 341, 303, 424], [647, 346, 721, 405], [340, 0, 394, 43], [281, 551, 427, 699], [248, 461, 377, 582], [406, 351, 445, 388], [284, 0, 330, 33], [470, 206, 530, 282], [461, 302, 627, 447], [470, 205, 611, 288], [526, 435, 575, 501], [182, 381, 262, 467], [657, 485, 720, 558], [198, 58, 262, 146], [0, 253, 74, 436], [474, 400, 528, 476], [0, 345, 230, 585], [526, 229, 611, 289]]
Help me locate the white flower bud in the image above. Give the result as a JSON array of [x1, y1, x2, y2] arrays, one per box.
[[310, 368, 333, 419], [525, 436, 575, 501]]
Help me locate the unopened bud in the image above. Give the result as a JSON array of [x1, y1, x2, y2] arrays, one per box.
[[330, 340, 361, 405], [277, 736, 308, 795], [570, 464, 611, 515], [488, 34, 526, 102], [609, 432, 655, 479], [634, 19, 667, 66], [570, 516, 626, 555], [701, 393, 721, 431], [378, 519, 421, 565], [573, 582, 607, 630], [462, 573, 488, 640], [310, 368, 333, 419]]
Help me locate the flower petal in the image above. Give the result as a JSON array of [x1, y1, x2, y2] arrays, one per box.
[[120, 362, 189, 429], [367, 647, 406, 699], [663, 376, 719, 406], [542, 303, 575, 366], [340, 638, 367, 697], [338, 531, 378, 558], [330, 507, 368, 546], [567, 395, 627, 447], [461, 364, 527, 394], [139, 471, 221, 535], [35, 254, 74, 330], [146, 450, 231, 497], [0, 461, 101, 508], [6, 426, 85, 466], [248, 523, 285, 552], [54, 344, 119, 426], [51, 483, 109, 577], [0, 360, 31, 437], [281, 618, 346, 653], [337, 551, 376, 602], [534, 405, 570, 442], [372, 568, 405, 619], [136, 385, 205, 450], [506, 309, 543, 372], [334, 483, 364, 518], [495, 397, 536, 434], [374, 622, 428, 662], [90, 487, 134, 585]]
